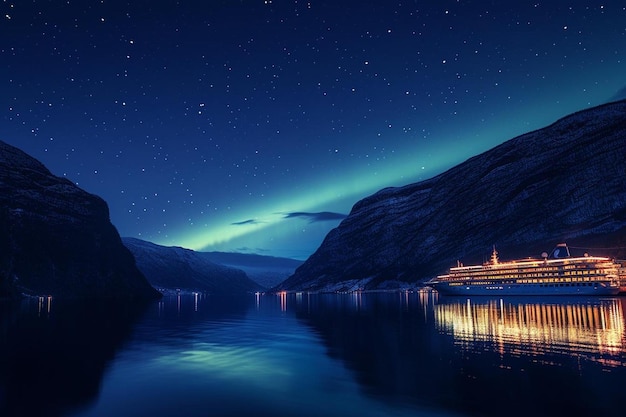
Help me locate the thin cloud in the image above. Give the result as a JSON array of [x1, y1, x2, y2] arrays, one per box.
[[231, 219, 261, 226], [283, 211, 347, 223]]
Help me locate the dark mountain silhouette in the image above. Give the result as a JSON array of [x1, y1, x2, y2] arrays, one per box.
[[123, 238, 263, 293], [278, 100, 626, 291], [200, 251, 303, 288], [0, 140, 160, 299]]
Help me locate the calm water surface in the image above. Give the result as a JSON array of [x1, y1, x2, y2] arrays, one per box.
[[2, 291, 626, 417]]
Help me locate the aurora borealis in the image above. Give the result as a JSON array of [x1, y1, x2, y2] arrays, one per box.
[[2, 1, 625, 259]]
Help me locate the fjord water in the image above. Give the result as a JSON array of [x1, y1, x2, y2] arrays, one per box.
[[2, 292, 626, 417]]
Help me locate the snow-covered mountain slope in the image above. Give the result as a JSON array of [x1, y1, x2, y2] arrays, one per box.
[[123, 238, 263, 293]]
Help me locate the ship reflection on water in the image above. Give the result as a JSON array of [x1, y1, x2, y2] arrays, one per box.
[[428, 292, 626, 368]]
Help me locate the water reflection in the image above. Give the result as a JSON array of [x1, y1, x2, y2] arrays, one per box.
[[4, 291, 626, 417], [293, 291, 626, 417], [433, 296, 626, 368], [37, 295, 53, 317], [0, 297, 151, 417]]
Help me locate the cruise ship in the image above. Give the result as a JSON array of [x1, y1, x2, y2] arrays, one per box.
[[427, 243, 620, 296]]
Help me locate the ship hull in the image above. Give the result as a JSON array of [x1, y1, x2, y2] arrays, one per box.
[[429, 281, 620, 296]]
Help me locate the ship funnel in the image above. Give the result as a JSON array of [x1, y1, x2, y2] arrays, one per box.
[[550, 243, 571, 259]]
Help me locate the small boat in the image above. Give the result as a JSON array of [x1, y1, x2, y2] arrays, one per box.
[[427, 243, 620, 296]]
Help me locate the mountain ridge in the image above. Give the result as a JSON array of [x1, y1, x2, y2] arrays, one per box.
[[278, 99, 626, 292], [123, 237, 263, 294], [123, 238, 302, 290], [0, 140, 160, 299]]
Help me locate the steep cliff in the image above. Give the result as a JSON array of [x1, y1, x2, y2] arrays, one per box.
[[279, 100, 626, 291], [0, 141, 160, 299]]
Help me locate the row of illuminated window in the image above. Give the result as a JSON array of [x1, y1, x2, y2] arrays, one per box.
[[450, 269, 615, 280], [515, 277, 603, 284], [447, 281, 603, 288], [538, 282, 597, 287], [445, 276, 613, 285]]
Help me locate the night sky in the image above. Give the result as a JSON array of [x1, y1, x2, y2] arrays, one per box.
[[2, 1, 625, 259]]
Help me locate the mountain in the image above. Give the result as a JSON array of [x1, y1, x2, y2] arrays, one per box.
[[278, 100, 626, 292], [200, 251, 303, 288], [0, 140, 160, 299], [123, 238, 263, 294]]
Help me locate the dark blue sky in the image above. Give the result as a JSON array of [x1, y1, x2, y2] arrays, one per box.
[[2, 1, 625, 259]]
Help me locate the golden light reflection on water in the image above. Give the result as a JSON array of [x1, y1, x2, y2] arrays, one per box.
[[433, 296, 626, 368], [37, 295, 52, 317]]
